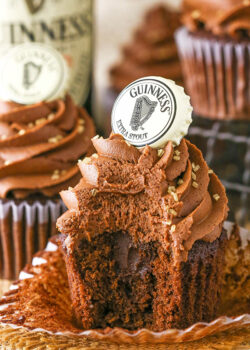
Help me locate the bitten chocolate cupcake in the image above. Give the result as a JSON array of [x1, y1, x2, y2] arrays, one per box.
[[0, 44, 95, 279], [57, 78, 228, 331], [175, 0, 250, 120], [110, 5, 182, 93]]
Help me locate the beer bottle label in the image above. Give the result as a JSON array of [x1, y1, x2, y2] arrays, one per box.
[[0, 0, 92, 105]]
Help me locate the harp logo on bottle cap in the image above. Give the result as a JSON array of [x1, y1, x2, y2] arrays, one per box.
[[111, 77, 193, 148], [0, 43, 69, 105]]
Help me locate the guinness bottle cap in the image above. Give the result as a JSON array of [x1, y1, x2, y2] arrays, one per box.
[[111, 76, 193, 148], [0, 43, 69, 104]]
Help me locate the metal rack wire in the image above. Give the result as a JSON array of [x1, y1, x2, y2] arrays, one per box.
[[187, 116, 250, 228]]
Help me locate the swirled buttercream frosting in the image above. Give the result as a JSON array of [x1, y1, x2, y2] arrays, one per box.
[[182, 0, 250, 39], [110, 5, 182, 92], [0, 95, 95, 198], [57, 134, 228, 263]]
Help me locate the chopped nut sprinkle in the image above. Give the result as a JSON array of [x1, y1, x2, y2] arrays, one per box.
[[213, 194, 220, 201], [158, 149, 164, 157], [78, 125, 85, 134], [47, 113, 55, 121], [18, 129, 26, 136], [192, 163, 200, 172], [178, 179, 184, 185], [171, 192, 178, 202], [170, 225, 176, 233], [68, 186, 73, 191], [79, 119, 85, 125], [4, 160, 11, 166], [90, 188, 97, 196], [173, 156, 180, 161], [191, 10, 200, 19], [48, 135, 63, 143], [169, 209, 177, 216], [168, 186, 176, 193], [53, 169, 60, 175], [51, 173, 60, 180], [191, 172, 196, 180], [92, 153, 98, 159], [28, 123, 34, 128], [192, 181, 198, 188], [208, 169, 214, 174], [92, 135, 100, 140], [35, 118, 46, 125], [174, 150, 180, 156], [163, 220, 172, 226], [82, 157, 91, 164]]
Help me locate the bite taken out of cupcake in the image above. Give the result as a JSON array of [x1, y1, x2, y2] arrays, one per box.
[[57, 77, 228, 331], [175, 0, 250, 120], [0, 43, 95, 279]]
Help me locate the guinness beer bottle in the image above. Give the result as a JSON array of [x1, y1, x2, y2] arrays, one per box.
[[0, 0, 92, 106]]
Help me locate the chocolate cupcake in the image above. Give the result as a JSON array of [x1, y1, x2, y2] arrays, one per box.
[[175, 0, 250, 120], [110, 5, 182, 93], [0, 44, 96, 279], [57, 133, 228, 331]]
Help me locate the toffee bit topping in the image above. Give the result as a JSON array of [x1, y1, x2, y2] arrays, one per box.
[[192, 162, 200, 172], [35, 118, 46, 125], [163, 220, 172, 226], [51, 173, 60, 180], [170, 225, 176, 233], [54, 169, 60, 175], [168, 186, 176, 193], [178, 178, 184, 185], [78, 125, 85, 134], [192, 181, 198, 188], [191, 172, 196, 180], [81, 157, 91, 164], [213, 194, 220, 201], [92, 153, 98, 159], [92, 135, 100, 140], [79, 119, 85, 125], [90, 188, 97, 197], [47, 113, 55, 121], [4, 160, 11, 166], [208, 169, 214, 174], [174, 150, 180, 156], [18, 129, 26, 135], [191, 10, 200, 19], [28, 122, 34, 128], [173, 156, 180, 161], [68, 186, 73, 191], [1, 135, 7, 140], [171, 192, 178, 202], [169, 208, 177, 216], [48, 135, 63, 144], [157, 149, 164, 157]]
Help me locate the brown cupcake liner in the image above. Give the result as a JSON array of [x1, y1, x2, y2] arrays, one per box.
[[0, 198, 66, 280], [0, 222, 249, 346], [175, 27, 250, 120]]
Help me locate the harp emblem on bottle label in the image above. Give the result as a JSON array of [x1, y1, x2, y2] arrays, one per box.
[[130, 96, 157, 131], [23, 62, 42, 89]]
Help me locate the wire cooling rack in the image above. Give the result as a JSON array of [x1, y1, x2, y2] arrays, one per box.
[[187, 116, 250, 228]]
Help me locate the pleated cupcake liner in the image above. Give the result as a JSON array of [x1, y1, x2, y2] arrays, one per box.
[[0, 198, 66, 280], [175, 27, 250, 120], [0, 222, 249, 346]]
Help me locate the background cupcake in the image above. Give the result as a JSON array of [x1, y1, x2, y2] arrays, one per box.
[[175, 0, 250, 228], [0, 44, 96, 280], [175, 0, 250, 120], [110, 4, 182, 92]]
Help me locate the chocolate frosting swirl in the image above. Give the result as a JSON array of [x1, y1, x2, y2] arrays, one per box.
[[182, 0, 250, 39], [0, 95, 95, 199], [57, 134, 228, 264], [110, 5, 182, 92]]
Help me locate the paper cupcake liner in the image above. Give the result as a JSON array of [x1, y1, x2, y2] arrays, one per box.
[[0, 222, 249, 346], [0, 198, 66, 280], [175, 27, 250, 120]]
